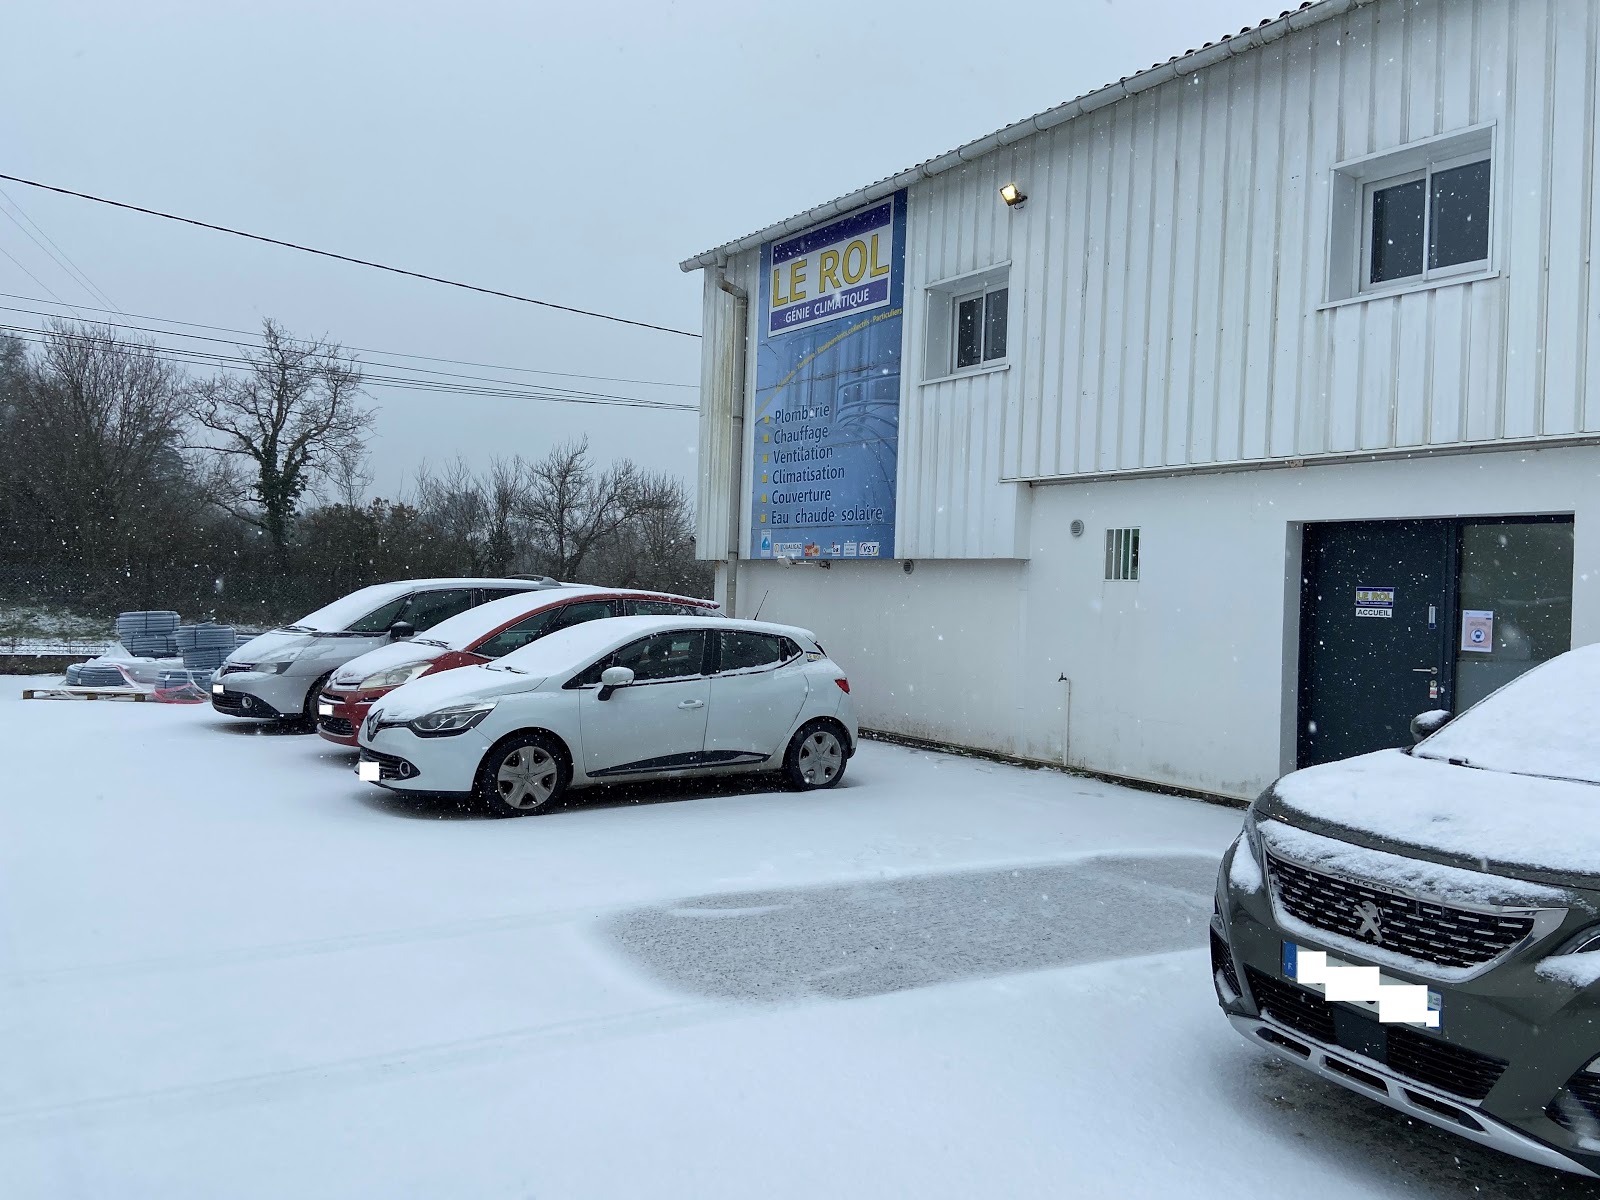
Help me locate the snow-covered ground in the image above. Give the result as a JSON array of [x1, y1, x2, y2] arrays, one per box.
[[2, 680, 1595, 1199]]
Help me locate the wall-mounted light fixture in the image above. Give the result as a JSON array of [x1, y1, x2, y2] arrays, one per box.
[[776, 555, 831, 570], [999, 182, 1027, 209]]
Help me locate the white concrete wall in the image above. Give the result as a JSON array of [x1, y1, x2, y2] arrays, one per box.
[[731, 445, 1600, 800]]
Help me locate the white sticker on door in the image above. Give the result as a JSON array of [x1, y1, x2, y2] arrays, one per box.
[[1355, 586, 1395, 618], [1461, 610, 1494, 653]]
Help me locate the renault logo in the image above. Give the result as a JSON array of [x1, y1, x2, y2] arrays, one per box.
[[364, 710, 381, 741], [1354, 899, 1385, 945]]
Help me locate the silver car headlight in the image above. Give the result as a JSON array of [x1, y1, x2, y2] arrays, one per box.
[[257, 656, 300, 675], [409, 701, 496, 737], [361, 662, 432, 690]]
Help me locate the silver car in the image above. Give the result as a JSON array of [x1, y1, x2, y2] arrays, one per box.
[[210, 578, 560, 723]]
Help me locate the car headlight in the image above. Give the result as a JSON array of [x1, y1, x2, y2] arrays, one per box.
[[360, 662, 431, 690], [1559, 926, 1600, 955], [257, 657, 299, 675], [409, 701, 496, 737]]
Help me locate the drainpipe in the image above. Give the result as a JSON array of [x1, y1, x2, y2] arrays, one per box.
[[710, 259, 748, 617]]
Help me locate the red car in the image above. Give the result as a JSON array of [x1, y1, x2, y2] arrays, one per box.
[[315, 586, 720, 746]]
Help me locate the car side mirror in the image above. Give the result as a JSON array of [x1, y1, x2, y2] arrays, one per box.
[[598, 665, 634, 702], [1410, 709, 1454, 744], [388, 620, 415, 641]]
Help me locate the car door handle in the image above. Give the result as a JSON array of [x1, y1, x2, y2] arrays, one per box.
[[1411, 667, 1439, 675], [677, 699, 705, 709]]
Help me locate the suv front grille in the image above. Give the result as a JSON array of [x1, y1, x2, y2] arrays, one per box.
[[1210, 928, 1241, 995], [1245, 967, 1336, 1042], [1245, 967, 1507, 1101], [1386, 1026, 1507, 1101], [1547, 1071, 1600, 1133], [1266, 852, 1537, 970]]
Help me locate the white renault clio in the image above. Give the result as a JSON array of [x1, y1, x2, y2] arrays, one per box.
[[355, 616, 857, 816]]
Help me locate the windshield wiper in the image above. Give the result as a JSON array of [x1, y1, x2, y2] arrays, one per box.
[[282, 624, 315, 633], [415, 638, 448, 649]]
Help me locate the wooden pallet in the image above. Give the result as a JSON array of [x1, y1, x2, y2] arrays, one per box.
[[22, 687, 151, 702]]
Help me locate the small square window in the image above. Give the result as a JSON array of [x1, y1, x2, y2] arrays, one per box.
[[1327, 125, 1495, 303], [923, 266, 1010, 380], [1360, 155, 1491, 291], [1104, 528, 1140, 581]]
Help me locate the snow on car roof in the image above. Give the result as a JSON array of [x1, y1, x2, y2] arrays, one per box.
[[488, 615, 818, 677], [289, 578, 552, 633], [414, 585, 718, 651]]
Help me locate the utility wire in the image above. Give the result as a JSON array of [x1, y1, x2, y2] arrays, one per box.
[[0, 242, 84, 315], [0, 188, 121, 312], [0, 323, 697, 413], [0, 172, 700, 339], [0, 303, 691, 399], [0, 291, 697, 390]]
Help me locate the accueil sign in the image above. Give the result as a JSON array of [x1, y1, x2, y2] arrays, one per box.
[[766, 200, 896, 336]]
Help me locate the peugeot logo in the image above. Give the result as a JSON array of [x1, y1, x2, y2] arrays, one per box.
[[364, 710, 381, 741], [1354, 899, 1385, 945]]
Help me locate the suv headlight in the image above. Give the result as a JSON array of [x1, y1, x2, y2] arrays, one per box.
[[409, 701, 496, 737], [257, 654, 301, 675], [361, 662, 431, 690]]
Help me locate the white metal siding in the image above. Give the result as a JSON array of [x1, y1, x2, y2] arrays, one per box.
[[894, 0, 1600, 494]]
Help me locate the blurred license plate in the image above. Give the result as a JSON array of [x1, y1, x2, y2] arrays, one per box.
[[212, 682, 224, 695], [358, 760, 381, 782], [318, 702, 334, 716], [1283, 941, 1442, 1028]]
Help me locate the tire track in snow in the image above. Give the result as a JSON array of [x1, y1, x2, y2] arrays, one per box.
[[4, 902, 607, 987], [0, 999, 720, 1136]]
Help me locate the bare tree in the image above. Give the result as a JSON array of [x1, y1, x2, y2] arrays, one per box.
[[0, 322, 197, 570], [518, 438, 653, 580], [194, 319, 373, 557]]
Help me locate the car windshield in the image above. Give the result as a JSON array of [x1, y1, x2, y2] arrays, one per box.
[[1415, 643, 1600, 784], [289, 585, 410, 633]]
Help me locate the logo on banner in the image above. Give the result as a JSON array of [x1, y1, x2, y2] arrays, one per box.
[[767, 201, 896, 337], [759, 532, 772, 557], [859, 541, 881, 558]]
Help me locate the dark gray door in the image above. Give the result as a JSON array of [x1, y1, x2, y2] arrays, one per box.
[[1298, 521, 1453, 768]]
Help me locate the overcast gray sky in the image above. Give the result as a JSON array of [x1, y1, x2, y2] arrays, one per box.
[[2, 0, 1270, 498]]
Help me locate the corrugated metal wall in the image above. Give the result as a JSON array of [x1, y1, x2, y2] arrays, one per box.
[[891, 0, 1600, 557]]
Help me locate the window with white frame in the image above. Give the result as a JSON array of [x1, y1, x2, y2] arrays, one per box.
[[1327, 125, 1494, 303], [923, 265, 1009, 379]]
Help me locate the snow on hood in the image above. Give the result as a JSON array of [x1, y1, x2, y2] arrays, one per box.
[[1271, 748, 1600, 880], [229, 630, 312, 664], [1414, 643, 1600, 786], [1258, 818, 1566, 908], [370, 664, 544, 722], [330, 640, 442, 686]]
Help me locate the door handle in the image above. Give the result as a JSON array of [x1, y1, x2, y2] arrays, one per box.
[[1411, 667, 1439, 676], [677, 699, 705, 709]]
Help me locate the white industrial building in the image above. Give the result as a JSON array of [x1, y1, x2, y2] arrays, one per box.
[[680, 0, 1600, 802]]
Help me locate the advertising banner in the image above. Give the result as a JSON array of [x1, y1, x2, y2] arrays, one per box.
[[751, 192, 905, 561]]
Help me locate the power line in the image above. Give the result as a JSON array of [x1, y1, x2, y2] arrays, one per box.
[[0, 303, 690, 399], [0, 291, 697, 390], [0, 323, 697, 413], [0, 188, 121, 312], [0, 242, 84, 315], [0, 172, 700, 339]]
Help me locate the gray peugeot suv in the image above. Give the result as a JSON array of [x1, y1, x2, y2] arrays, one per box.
[[1213, 643, 1600, 1176]]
